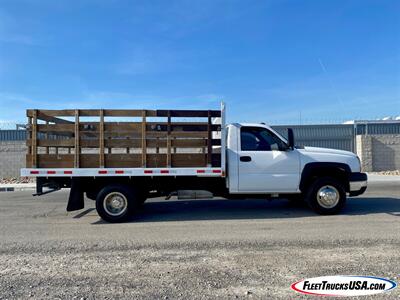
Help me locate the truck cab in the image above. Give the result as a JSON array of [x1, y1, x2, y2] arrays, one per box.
[[225, 123, 367, 214]]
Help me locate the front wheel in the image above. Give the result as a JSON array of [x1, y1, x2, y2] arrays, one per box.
[[305, 177, 346, 215], [96, 184, 137, 223]]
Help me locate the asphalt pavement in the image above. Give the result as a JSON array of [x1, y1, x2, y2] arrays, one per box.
[[0, 179, 399, 299]]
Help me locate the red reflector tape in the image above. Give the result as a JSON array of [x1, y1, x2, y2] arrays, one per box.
[[160, 170, 169, 174], [144, 170, 153, 174], [47, 171, 56, 174], [64, 170, 73, 174], [212, 169, 222, 173], [30, 170, 39, 174], [115, 170, 124, 174], [98, 170, 108, 174], [197, 170, 205, 173]]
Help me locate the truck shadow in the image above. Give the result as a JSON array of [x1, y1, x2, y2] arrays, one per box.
[[95, 196, 400, 223]]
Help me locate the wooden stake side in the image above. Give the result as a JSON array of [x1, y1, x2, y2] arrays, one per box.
[[74, 109, 80, 168], [45, 121, 49, 154], [32, 111, 37, 168], [27, 108, 222, 169], [167, 111, 171, 167], [141, 110, 147, 167], [27, 117, 32, 155], [99, 109, 105, 167], [207, 110, 212, 167], [35, 111, 73, 124]]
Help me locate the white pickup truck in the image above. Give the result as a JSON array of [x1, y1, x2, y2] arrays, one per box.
[[22, 104, 367, 222]]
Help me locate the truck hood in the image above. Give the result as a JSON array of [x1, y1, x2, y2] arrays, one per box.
[[298, 146, 356, 157]]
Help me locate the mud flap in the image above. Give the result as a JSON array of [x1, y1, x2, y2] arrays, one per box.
[[36, 177, 44, 195], [67, 178, 84, 211]]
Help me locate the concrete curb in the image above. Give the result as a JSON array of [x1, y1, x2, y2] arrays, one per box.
[[366, 174, 400, 182]]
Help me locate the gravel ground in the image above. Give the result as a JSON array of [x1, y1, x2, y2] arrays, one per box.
[[369, 170, 400, 176], [0, 181, 399, 299], [0, 177, 35, 184]]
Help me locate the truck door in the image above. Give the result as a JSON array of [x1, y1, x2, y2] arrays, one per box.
[[238, 126, 300, 193]]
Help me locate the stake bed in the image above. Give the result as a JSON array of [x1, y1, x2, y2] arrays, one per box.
[[21, 102, 368, 222]]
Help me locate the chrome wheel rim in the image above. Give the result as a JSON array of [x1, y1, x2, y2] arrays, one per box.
[[316, 185, 340, 209], [103, 192, 128, 216]]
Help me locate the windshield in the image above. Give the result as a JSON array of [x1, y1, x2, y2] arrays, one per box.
[[267, 127, 288, 145]]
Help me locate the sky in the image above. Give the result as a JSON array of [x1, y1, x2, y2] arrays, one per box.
[[0, 0, 399, 126]]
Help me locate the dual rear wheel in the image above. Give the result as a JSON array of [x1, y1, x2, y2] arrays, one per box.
[[95, 184, 145, 223]]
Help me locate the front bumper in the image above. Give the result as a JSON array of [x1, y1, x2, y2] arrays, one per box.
[[349, 172, 368, 196]]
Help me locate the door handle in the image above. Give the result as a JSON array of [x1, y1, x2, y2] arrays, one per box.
[[240, 156, 252, 162]]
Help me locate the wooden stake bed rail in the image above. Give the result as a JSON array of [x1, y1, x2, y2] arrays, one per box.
[[25, 107, 224, 170]]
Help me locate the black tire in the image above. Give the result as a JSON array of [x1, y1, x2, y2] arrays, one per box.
[[95, 184, 138, 223], [305, 177, 346, 215]]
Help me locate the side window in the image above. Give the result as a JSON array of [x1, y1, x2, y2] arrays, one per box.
[[241, 130, 263, 150], [241, 127, 286, 151]]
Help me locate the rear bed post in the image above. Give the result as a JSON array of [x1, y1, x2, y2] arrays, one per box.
[[220, 101, 226, 175], [207, 110, 212, 167], [74, 109, 80, 168]]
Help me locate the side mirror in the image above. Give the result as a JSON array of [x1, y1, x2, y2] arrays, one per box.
[[287, 128, 295, 150]]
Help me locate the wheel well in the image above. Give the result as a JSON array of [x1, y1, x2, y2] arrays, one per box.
[[84, 178, 147, 200], [300, 163, 350, 193]]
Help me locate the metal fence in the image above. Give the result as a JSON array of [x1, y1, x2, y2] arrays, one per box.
[[0, 130, 27, 141], [272, 125, 356, 152], [1, 121, 400, 153], [272, 121, 400, 152], [355, 122, 400, 135]]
